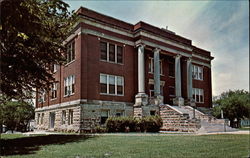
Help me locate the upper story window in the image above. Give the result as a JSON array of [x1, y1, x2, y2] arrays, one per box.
[[64, 75, 75, 96], [192, 65, 203, 80], [148, 57, 163, 75], [100, 74, 124, 96], [100, 41, 123, 64], [51, 83, 57, 99], [66, 40, 75, 63], [192, 88, 204, 103], [38, 90, 46, 103], [168, 58, 175, 77]]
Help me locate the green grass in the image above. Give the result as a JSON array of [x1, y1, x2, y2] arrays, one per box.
[[1, 134, 249, 158]]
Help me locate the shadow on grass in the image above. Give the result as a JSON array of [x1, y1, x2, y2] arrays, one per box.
[[0, 134, 93, 156]]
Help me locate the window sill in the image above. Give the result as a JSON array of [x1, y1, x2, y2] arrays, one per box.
[[100, 93, 124, 97], [169, 76, 175, 78], [100, 60, 124, 65], [63, 93, 75, 98], [65, 60, 76, 67], [193, 78, 203, 81], [50, 98, 57, 101]]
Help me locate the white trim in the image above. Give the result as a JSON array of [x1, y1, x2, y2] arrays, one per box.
[[136, 39, 192, 58], [82, 29, 134, 46], [135, 31, 193, 51], [192, 60, 211, 68], [192, 54, 211, 61], [78, 18, 133, 37]]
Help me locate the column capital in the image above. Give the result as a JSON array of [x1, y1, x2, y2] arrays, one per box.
[[174, 54, 182, 58], [136, 43, 145, 48], [187, 57, 192, 62], [153, 47, 161, 53]]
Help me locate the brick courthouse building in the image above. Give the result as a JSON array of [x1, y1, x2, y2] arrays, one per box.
[[35, 7, 214, 132]]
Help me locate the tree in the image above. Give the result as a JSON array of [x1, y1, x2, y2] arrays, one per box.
[[212, 90, 250, 128], [0, 0, 76, 100], [0, 99, 35, 132]]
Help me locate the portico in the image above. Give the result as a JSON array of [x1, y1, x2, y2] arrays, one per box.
[[134, 43, 195, 117]]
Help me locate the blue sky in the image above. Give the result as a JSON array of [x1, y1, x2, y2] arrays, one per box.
[[64, 0, 249, 96]]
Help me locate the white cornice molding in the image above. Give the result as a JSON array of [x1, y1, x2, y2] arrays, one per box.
[[134, 31, 193, 52], [79, 18, 134, 37], [136, 39, 192, 58], [81, 29, 135, 46], [192, 60, 211, 68], [192, 54, 211, 61]]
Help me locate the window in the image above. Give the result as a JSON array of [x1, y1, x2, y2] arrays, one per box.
[[169, 86, 175, 97], [168, 59, 175, 77], [192, 88, 204, 103], [37, 113, 40, 124], [68, 109, 73, 125], [192, 65, 203, 80], [38, 90, 46, 103], [66, 41, 75, 63], [52, 64, 57, 73], [64, 75, 75, 96], [51, 83, 57, 99], [100, 42, 123, 64], [100, 74, 124, 96], [149, 83, 164, 97], [148, 57, 163, 75], [100, 110, 109, 124], [116, 110, 124, 117], [62, 110, 66, 125], [150, 110, 156, 116], [117, 46, 123, 63], [41, 113, 44, 124], [100, 42, 107, 60]]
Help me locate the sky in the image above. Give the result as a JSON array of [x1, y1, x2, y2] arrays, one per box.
[[65, 0, 249, 96]]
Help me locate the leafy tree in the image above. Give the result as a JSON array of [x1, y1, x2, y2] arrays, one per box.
[[0, 0, 76, 100], [212, 90, 250, 128], [0, 99, 35, 132]]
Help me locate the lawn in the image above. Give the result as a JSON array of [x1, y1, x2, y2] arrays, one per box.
[[0, 133, 249, 158]]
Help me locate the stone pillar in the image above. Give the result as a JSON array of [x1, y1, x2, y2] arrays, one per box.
[[187, 58, 195, 106], [173, 54, 184, 106], [134, 44, 148, 117], [153, 48, 163, 105]]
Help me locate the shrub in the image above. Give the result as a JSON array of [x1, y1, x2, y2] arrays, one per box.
[[106, 116, 162, 133]]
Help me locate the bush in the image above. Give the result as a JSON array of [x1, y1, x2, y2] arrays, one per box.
[[106, 116, 162, 133]]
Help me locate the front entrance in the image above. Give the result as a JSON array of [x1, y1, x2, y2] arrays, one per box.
[[49, 112, 55, 129]]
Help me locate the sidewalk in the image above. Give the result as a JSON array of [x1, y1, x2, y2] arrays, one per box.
[[22, 129, 249, 136]]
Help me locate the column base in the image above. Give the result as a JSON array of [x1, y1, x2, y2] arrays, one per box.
[[133, 107, 143, 118], [188, 98, 196, 107], [173, 97, 184, 106], [134, 93, 148, 107], [154, 95, 164, 105]]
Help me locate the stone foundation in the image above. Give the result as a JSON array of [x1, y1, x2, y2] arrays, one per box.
[[35, 100, 133, 133]]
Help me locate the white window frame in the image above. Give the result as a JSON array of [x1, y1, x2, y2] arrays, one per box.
[[39, 90, 46, 103], [192, 88, 204, 103], [100, 73, 124, 96], [62, 110, 66, 125], [53, 64, 57, 73], [100, 42, 123, 64], [64, 75, 75, 97], [66, 40, 75, 64], [192, 65, 203, 80], [51, 83, 57, 100], [148, 57, 163, 75]]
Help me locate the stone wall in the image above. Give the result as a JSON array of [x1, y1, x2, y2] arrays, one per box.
[[35, 104, 81, 133], [80, 101, 133, 132], [160, 104, 200, 132]]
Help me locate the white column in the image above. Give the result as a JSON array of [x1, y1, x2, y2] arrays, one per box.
[[138, 45, 145, 93], [134, 44, 148, 109], [187, 58, 193, 99], [175, 54, 182, 97], [154, 48, 161, 96], [173, 54, 184, 106]]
